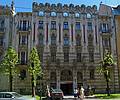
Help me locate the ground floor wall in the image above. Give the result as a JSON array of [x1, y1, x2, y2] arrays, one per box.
[[0, 64, 119, 95]]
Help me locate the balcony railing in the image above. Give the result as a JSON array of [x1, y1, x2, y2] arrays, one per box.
[[17, 26, 31, 31]]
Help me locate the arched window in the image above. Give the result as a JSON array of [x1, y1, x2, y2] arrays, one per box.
[[39, 11, 44, 16], [75, 13, 80, 17], [51, 12, 57, 16], [87, 13, 92, 18], [63, 12, 69, 17]]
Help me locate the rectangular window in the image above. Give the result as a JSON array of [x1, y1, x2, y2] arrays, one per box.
[[77, 53, 81, 62], [64, 37, 69, 46], [75, 22, 80, 30], [76, 37, 81, 46], [21, 52, 26, 64], [89, 52, 94, 62], [51, 36, 56, 45], [51, 21, 56, 29], [63, 22, 69, 30], [90, 69, 94, 79], [19, 35, 27, 45], [87, 22, 92, 30], [102, 23, 109, 32], [39, 34, 43, 45], [51, 52, 56, 62], [21, 35, 27, 45], [38, 21, 44, 29], [64, 52, 69, 62], [23, 21, 27, 31]]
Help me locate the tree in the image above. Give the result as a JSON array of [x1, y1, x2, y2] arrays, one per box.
[[29, 47, 42, 97], [0, 46, 18, 91], [99, 50, 114, 96]]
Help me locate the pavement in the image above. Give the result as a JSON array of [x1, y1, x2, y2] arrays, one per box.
[[63, 95, 120, 100]]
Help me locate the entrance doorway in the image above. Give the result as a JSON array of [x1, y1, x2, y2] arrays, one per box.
[[61, 83, 73, 95]]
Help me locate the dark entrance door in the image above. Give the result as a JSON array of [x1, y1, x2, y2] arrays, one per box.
[[60, 83, 73, 95]]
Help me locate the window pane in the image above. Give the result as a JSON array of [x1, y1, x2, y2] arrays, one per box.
[[51, 12, 56, 16], [87, 13, 91, 18], [75, 13, 80, 17], [51, 21, 56, 29], [75, 22, 80, 30], [51, 35, 56, 45], [90, 69, 94, 79], [38, 21, 44, 29], [39, 11, 44, 16], [87, 22, 92, 30], [23, 21, 27, 31], [63, 12, 68, 17], [64, 37, 69, 46], [21, 35, 26, 45], [39, 34, 43, 45], [21, 52, 26, 64], [63, 22, 69, 29]]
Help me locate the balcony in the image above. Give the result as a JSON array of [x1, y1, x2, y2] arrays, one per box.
[[18, 44, 28, 51], [87, 29, 93, 33], [100, 29, 112, 36], [17, 27, 31, 33]]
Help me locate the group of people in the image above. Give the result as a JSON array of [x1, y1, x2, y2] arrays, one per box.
[[74, 86, 84, 100]]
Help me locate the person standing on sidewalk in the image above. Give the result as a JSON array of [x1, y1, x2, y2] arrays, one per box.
[[80, 86, 84, 100]]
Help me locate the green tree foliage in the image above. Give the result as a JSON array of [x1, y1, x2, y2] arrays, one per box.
[[0, 46, 18, 91], [29, 47, 42, 97], [99, 50, 114, 96]]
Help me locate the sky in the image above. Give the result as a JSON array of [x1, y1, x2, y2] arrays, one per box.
[[0, 0, 120, 12]]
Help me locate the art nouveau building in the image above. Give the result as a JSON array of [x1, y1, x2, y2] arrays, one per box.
[[0, 2, 119, 94], [113, 5, 120, 89], [0, 2, 15, 91]]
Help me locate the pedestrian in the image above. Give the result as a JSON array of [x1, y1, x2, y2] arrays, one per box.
[[74, 88, 78, 98], [80, 86, 84, 100], [77, 88, 80, 98]]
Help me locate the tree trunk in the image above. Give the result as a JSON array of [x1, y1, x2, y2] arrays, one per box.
[[105, 73, 110, 96], [9, 67, 13, 92], [32, 74, 35, 97]]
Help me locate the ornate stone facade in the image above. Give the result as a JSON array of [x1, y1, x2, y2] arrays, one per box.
[[0, 2, 119, 94], [0, 3, 15, 91]]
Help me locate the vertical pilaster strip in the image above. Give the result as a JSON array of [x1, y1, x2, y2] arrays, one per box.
[[83, 25, 86, 43], [46, 23, 48, 44], [33, 23, 35, 43], [95, 25, 98, 44], [59, 23, 61, 43], [71, 24, 73, 42]]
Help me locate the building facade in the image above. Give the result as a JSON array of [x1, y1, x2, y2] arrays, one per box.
[[0, 2, 15, 91], [0, 2, 119, 94], [113, 5, 120, 89]]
